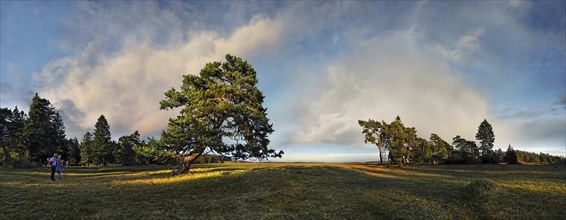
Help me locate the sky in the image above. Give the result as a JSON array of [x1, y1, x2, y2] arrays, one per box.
[[1, 1, 565, 161]]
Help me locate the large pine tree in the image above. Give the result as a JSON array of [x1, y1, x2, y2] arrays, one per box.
[[160, 54, 283, 175]]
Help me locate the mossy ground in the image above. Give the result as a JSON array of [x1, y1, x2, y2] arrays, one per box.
[[1, 163, 565, 219]]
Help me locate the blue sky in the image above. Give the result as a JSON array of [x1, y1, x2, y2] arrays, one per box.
[[1, 1, 565, 161]]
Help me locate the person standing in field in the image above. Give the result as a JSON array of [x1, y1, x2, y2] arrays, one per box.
[[50, 153, 57, 181], [56, 154, 63, 181]]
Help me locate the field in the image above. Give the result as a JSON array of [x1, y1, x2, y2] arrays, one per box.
[[1, 163, 565, 219]]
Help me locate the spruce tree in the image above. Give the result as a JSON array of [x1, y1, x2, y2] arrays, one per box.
[[24, 93, 57, 165], [80, 132, 93, 166], [8, 107, 28, 166], [92, 115, 112, 166], [50, 111, 66, 158], [476, 119, 495, 162]]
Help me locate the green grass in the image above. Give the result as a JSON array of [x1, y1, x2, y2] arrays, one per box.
[[1, 163, 565, 219]]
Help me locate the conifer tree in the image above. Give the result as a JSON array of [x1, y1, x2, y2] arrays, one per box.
[[23, 93, 58, 165], [80, 132, 93, 166], [476, 119, 495, 162], [92, 115, 113, 166]]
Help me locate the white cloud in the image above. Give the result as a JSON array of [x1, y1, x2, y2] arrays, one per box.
[[434, 28, 485, 62], [288, 30, 489, 146]]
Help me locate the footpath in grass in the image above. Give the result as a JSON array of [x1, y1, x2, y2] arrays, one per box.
[[1, 163, 565, 219]]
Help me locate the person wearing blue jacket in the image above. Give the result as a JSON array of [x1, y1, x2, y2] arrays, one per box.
[[56, 154, 63, 181], [50, 153, 57, 181]]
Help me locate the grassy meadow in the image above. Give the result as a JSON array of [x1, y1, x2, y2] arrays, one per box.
[[1, 163, 565, 219]]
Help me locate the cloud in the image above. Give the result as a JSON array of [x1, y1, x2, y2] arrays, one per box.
[[287, 29, 489, 146], [434, 28, 485, 62], [35, 1, 289, 139], [0, 63, 34, 110], [558, 95, 566, 107], [494, 117, 566, 153]]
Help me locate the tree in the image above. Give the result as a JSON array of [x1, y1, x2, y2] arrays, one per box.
[[0, 108, 13, 167], [358, 119, 387, 164], [92, 115, 113, 166], [496, 148, 505, 163], [504, 144, 518, 164], [24, 93, 58, 166], [452, 135, 480, 164], [50, 111, 66, 158], [476, 119, 495, 162], [388, 116, 409, 165], [67, 137, 81, 166], [119, 131, 140, 166], [160, 54, 283, 175], [413, 137, 431, 164], [80, 132, 93, 166], [429, 134, 450, 164], [9, 107, 27, 166]]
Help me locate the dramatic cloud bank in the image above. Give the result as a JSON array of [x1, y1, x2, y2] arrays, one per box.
[[289, 30, 489, 146]]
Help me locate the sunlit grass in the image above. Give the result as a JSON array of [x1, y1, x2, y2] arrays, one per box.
[[1, 163, 565, 219], [111, 168, 247, 185]]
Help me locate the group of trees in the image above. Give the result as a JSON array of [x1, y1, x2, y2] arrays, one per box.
[[504, 145, 565, 164], [1, 94, 69, 167], [359, 116, 455, 165], [0, 94, 176, 168], [75, 116, 177, 167], [359, 116, 564, 165]]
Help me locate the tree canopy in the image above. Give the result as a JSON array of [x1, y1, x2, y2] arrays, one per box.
[[160, 54, 283, 174], [358, 119, 387, 164]]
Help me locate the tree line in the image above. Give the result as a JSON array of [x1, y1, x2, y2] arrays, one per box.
[[0, 94, 176, 168], [359, 116, 565, 165]]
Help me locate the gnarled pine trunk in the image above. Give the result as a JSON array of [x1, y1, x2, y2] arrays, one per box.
[[171, 148, 204, 176]]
